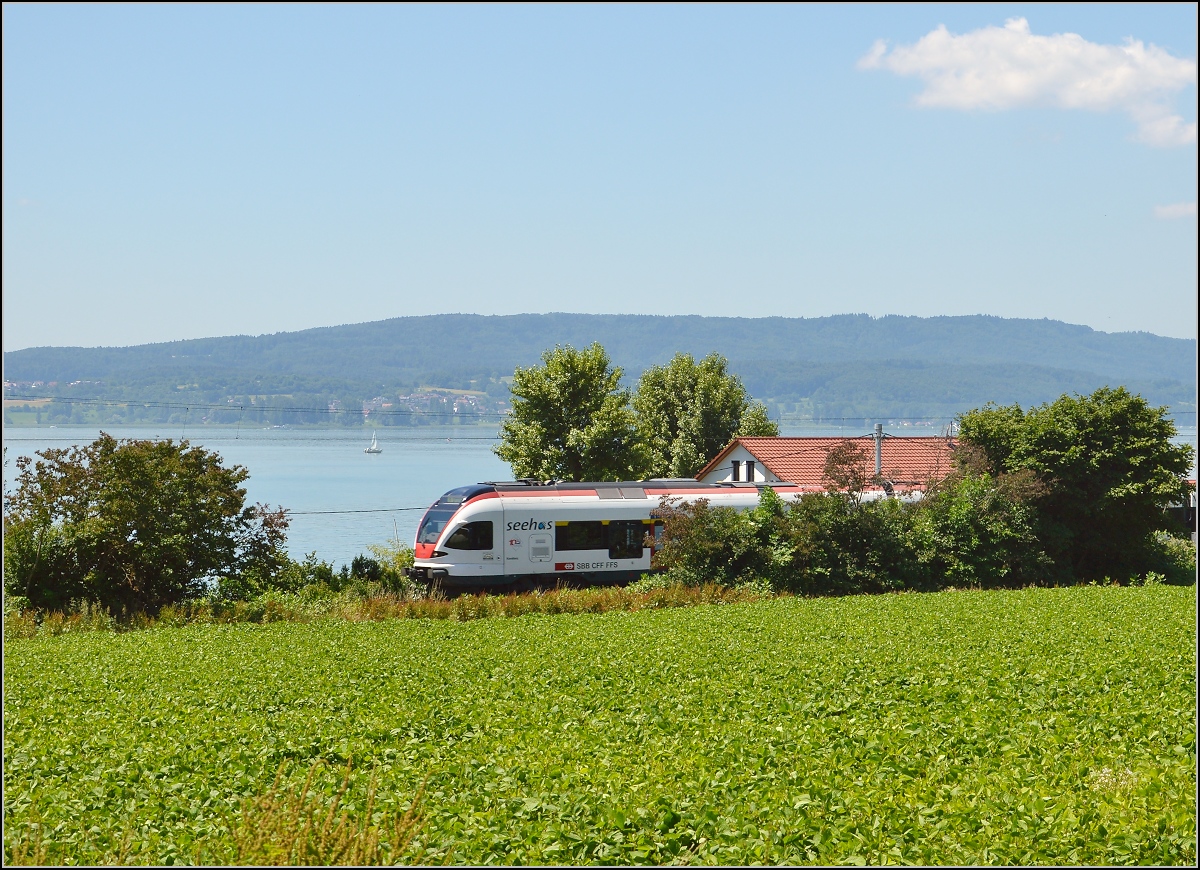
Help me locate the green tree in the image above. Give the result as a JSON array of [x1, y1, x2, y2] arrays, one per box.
[[957, 386, 1194, 580], [634, 352, 778, 478], [493, 343, 646, 481], [3, 433, 289, 614]]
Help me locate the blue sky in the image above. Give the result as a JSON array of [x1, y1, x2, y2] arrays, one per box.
[[3, 3, 1196, 350]]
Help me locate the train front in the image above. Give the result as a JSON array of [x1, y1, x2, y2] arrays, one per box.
[[406, 484, 503, 589]]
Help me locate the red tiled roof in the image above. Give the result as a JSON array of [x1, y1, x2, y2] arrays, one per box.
[[698, 436, 958, 491]]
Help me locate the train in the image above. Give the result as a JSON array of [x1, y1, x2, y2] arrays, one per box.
[[404, 477, 829, 592]]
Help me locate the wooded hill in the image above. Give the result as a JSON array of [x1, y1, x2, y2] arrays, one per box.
[[4, 313, 1195, 426]]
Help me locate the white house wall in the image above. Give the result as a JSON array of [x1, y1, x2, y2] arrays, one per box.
[[697, 444, 780, 484]]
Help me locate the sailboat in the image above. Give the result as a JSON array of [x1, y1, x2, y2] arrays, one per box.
[[364, 430, 383, 454]]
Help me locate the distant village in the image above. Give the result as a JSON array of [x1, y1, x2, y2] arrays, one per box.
[[358, 389, 510, 421]]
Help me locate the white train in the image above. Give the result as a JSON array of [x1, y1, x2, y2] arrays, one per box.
[[405, 478, 824, 592]]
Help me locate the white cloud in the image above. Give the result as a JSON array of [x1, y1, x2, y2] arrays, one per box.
[[860, 18, 1197, 146], [1154, 201, 1197, 219]]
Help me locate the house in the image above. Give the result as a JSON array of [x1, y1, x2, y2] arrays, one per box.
[[695, 426, 958, 497]]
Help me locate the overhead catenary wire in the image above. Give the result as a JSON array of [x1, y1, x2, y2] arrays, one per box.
[[288, 507, 429, 515]]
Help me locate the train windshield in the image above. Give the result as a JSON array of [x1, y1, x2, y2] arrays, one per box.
[[417, 507, 457, 544], [416, 485, 493, 545]]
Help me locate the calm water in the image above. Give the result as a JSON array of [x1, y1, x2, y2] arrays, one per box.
[[5, 423, 1197, 567], [3, 426, 510, 566]]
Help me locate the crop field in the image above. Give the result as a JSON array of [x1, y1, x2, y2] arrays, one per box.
[[4, 584, 1196, 865]]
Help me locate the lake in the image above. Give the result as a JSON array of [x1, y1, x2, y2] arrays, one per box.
[[4, 423, 1197, 567]]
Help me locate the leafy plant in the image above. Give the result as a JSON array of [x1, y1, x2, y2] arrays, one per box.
[[910, 470, 1051, 588], [494, 343, 646, 481], [957, 386, 1194, 580], [3, 433, 289, 614], [223, 760, 423, 866], [633, 352, 778, 478], [5, 586, 1194, 865]]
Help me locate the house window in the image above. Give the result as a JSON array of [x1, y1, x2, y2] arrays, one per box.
[[746, 461, 756, 482], [731, 460, 741, 482]]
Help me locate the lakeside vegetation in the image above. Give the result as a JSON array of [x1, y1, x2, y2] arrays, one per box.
[[5, 585, 1195, 865], [5, 383, 1194, 620]]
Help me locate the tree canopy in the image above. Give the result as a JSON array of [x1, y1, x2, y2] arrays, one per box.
[[633, 352, 779, 478], [957, 386, 1194, 580], [3, 433, 289, 613], [493, 344, 646, 481]]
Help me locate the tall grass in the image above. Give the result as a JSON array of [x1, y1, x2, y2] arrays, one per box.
[[224, 761, 423, 866], [3, 582, 769, 637], [4, 759, 424, 867]]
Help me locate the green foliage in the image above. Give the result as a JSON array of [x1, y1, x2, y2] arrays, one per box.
[[911, 471, 1052, 588], [650, 498, 767, 587], [737, 400, 778, 437], [782, 494, 922, 595], [4, 586, 1195, 865], [958, 386, 1195, 580], [652, 489, 922, 595], [226, 760, 423, 866], [1143, 532, 1198, 585], [3, 433, 289, 614], [633, 352, 778, 478], [494, 343, 646, 481], [365, 538, 418, 595], [214, 552, 331, 602]]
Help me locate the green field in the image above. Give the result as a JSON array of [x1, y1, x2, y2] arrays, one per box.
[[4, 585, 1196, 865]]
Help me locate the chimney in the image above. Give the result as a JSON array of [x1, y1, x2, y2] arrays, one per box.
[[874, 423, 883, 477]]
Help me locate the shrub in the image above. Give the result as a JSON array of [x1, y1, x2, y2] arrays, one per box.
[[910, 471, 1052, 589], [3, 433, 289, 614], [651, 497, 767, 587], [778, 493, 923, 596], [366, 538, 419, 596], [958, 387, 1194, 580], [1143, 532, 1198, 585], [652, 489, 923, 596]]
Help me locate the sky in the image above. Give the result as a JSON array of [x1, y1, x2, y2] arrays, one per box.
[[2, 3, 1196, 350]]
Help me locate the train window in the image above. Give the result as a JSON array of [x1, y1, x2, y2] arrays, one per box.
[[444, 521, 494, 550], [608, 521, 644, 560], [556, 521, 605, 550]]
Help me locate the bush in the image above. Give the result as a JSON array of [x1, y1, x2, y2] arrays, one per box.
[[366, 539, 420, 596], [1143, 532, 1198, 585], [4, 433, 289, 614], [958, 387, 1194, 581], [2, 522, 89, 613], [779, 493, 923, 596], [910, 471, 1052, 589], [651, 497, 769, 588], [652, 489, 924, 596]]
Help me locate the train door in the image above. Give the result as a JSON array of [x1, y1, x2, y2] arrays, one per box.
[[502, 506, 518, 577], [501, 508, 555, 579]]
